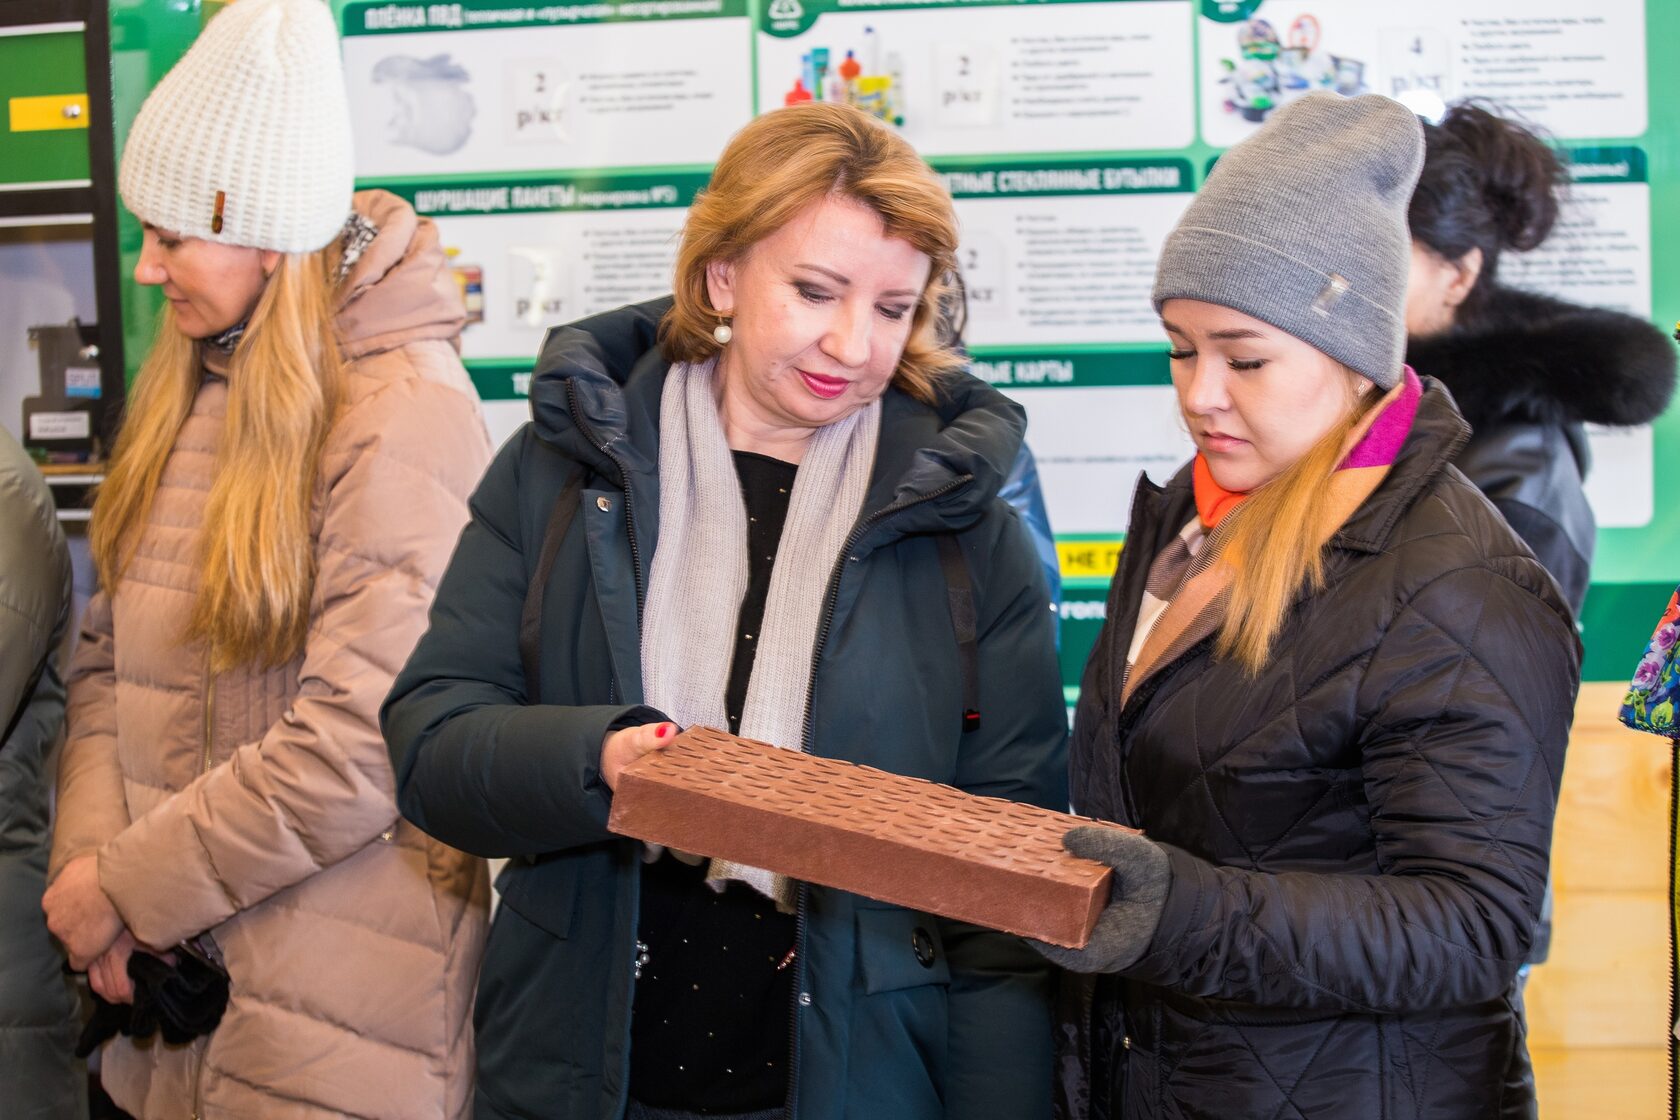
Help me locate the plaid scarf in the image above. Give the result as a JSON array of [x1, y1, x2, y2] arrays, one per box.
[[1123, 368, 1422, 705]]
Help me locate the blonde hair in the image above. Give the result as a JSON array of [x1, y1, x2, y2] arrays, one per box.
[[662, 102, 962, 404], [1214, 369, 1383, 672], [91, 246, 345, 672]]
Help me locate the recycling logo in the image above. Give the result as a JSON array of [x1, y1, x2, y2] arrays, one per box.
[[768, 0, 802, 20], [1201, 0, 1264, 22]]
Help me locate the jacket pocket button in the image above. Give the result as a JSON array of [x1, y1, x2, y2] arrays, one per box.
[[596, 496, 612, 512], [911, 927, 936, 968]]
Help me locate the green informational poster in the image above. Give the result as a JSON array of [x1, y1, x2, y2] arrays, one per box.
[[111, 0, 1680, 687]]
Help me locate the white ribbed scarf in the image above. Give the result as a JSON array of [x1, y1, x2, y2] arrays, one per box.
[[640, 359, 881, 910]]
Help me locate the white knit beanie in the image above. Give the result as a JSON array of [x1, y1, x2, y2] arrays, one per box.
[[118, 0, 353, 253]]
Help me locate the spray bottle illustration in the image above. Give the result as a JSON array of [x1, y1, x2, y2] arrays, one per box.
[[783, 25, 904, 125], [510, 248, 559, 328]]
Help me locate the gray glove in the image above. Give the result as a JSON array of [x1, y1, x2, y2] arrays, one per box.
[[1033, 826, 1170, 974]]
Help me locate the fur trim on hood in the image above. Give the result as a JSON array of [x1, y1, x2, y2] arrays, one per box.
[[1405, 285, 1676, 429]]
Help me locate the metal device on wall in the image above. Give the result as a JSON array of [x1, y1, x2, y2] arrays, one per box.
[[23, 318, 102, 463], [1, 0, 127, 523]]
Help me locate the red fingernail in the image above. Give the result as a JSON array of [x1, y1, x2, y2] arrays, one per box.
[[656, 725, 671, 739]]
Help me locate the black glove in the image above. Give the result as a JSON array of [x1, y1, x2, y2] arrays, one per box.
[[75, 949, 230, 1057], [1033, 826, 1170, 974]]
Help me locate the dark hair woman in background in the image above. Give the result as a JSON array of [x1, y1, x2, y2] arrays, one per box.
[[1405, 101, 1677, 977], [1405, 100, 1676, 617]]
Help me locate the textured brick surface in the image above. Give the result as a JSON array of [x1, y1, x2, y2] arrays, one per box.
[[607, 726, 1127, 948]]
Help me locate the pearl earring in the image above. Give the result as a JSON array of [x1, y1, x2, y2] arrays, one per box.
[[713, 320, 733, 345]]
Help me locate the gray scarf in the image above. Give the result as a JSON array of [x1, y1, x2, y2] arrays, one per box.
[[640, 359, 880, 909]]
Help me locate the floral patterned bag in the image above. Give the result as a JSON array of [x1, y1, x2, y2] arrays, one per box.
[[1620, 584, 1680, 733], [1617, 583, 1680, 1119]]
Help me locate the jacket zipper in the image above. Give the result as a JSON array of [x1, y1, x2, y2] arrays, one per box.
[[201, 645, 216, 775], [565, 380, 645, 614], [566, 380, 651, 1116], [784, 883, 808, 1120], [193, 646, 216, 1119], [784, 473, 975, 1120], [1108, 636, 1211, 827]]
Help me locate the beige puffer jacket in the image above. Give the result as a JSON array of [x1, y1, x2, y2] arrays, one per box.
[[50, 190, 492, 1120]]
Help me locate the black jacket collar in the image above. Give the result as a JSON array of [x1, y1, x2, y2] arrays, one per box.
[[527, 297, 1026, 539], [1332, 378, 1470, 554]]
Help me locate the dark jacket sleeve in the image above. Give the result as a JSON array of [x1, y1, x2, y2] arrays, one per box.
[[1122, 562, 1579, 1013], [0, 434, 70, 744], [0, 436, 81, 1120], [940, 506, 1067, 1120], [998, 443, 1061, 646], [382, 429, 658, 859], [1451, 422, 1595, 620], [1491, 497, 1591, 619]]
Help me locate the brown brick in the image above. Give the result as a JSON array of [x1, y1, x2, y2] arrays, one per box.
[[607, 726, 1130, 948]]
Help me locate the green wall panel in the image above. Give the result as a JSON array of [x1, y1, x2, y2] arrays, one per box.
[[0, 30, 89, 186]]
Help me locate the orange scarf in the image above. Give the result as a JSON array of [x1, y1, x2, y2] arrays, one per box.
[[1192, 455, 1246, 530], [1125, 370, 1422, 705]]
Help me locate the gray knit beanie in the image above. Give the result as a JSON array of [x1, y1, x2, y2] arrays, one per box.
[[1153, 93, 1424, 389]]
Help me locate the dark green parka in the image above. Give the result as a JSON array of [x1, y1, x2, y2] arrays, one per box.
[[0, 428, 84, 1118], [383, 299, 1069, 1120]]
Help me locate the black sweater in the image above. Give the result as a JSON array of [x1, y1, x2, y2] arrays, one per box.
[[629, 451, 800, 1113]]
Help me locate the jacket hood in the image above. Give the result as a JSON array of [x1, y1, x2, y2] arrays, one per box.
[[1405, 285, 1676, 430], [529, 298, 1026, 535], [334, 189, 466, 360]]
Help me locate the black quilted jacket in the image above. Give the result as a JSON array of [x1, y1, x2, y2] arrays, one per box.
[[1060, 381, 1582, 1120]]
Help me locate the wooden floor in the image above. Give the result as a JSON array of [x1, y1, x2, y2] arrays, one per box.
[[1526, 681, 1671, 1118]]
